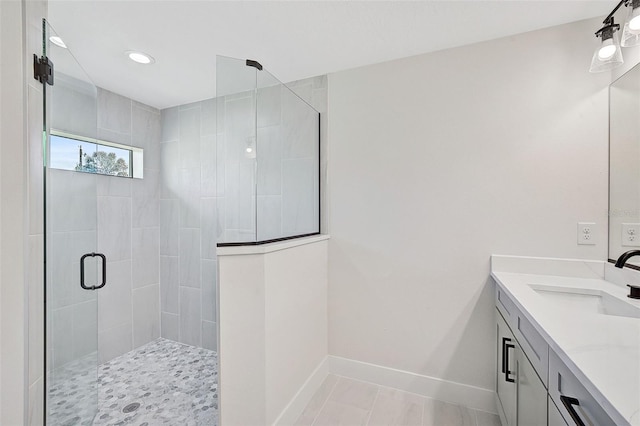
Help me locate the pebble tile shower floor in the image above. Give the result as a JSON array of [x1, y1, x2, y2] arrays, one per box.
[[48, 338, 218, 426]]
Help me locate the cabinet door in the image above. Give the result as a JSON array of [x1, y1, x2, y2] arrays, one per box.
[[548, 396, 568, 426], [516, 349, 547, 426], [496, 310, 517, 426]]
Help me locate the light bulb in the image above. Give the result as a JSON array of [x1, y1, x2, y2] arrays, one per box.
[[126, 51, 155, 64], [630, 14, 640, 32], [598, 43, 617, 60], [246, 147, 253, 153]]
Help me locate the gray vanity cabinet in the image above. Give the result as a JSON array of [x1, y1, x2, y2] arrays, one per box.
[[548, 396, 568, 426], [496, 284, 548, 426], [496, 309, 547, 426], [496, 311, 517, 426], [494, 281, 620, 426]]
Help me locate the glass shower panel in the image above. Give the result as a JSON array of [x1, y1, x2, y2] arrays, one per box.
[[44, 21, 100, 424], [255, 69, 283, 241], [216, 55, 320, 245], [257, 71, 320, 241], [216, 56, 257, 243]]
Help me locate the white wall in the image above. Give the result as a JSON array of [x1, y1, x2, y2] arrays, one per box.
[[264, 241, 328, 424], [0, 2, 27, 424], [327, 17, 610, 395], [1, 0, 47, 423], [218, 239, 328, 426]]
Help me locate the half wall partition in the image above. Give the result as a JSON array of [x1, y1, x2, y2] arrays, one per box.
[[216, 56, 321, 245]]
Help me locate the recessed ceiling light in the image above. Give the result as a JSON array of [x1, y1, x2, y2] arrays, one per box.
[[49, 36, 67, 49], [126, 51, 155, 64]]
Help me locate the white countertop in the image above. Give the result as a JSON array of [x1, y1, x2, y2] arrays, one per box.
[[491, 255, 640, 426]]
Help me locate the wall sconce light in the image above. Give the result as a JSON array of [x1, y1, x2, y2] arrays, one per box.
[[590, 18, 623, 72], [589, 0, 640, 72]]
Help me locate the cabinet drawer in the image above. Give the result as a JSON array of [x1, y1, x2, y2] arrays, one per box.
[[514, 312, 548, 387], [496, 284, 516, 325], [549, 350, 617, 426], [495, 282, 548, 388]]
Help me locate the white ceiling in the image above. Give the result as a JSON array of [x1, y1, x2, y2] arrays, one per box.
[[48, 0, 612, 110]]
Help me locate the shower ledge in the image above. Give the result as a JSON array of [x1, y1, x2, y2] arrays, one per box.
[[217, 234, 330, 256]]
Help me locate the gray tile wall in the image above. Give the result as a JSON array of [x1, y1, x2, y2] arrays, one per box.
[[160, 99, 218, 350], [97, 90, 161, 364], [48, 82, 161, 366]]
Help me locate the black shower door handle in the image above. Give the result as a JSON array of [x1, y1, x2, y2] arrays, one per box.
[[80, 252, 107, 290]]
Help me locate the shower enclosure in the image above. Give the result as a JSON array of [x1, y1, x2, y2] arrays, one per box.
[[41, 19, 321, 426]]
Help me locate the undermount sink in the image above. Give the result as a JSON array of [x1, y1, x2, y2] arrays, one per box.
[[529, 284, 640, 319]]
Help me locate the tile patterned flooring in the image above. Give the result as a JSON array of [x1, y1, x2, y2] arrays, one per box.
[[48, 338, 218, 426], [295, 375, 502, 426], [50, 341, 495, 426]]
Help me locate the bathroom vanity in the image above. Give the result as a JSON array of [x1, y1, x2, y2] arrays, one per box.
[[491, 256, 640, 426]]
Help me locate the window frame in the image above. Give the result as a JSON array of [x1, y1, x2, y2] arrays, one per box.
[[50, 129, 144, 179]]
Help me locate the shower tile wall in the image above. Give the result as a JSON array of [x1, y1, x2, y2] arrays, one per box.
[[49, 80, 161, 367], [96, 89, 161, 363], [160, 100, 218, 351]]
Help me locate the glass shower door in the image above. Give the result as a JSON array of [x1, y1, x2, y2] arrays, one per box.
[[44, 20, 101, 425]]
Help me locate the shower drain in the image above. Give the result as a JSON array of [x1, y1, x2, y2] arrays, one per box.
[[122, 402, 141, 413]]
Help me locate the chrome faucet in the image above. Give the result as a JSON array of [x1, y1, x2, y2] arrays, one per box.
[[614, 250, 640, 299]]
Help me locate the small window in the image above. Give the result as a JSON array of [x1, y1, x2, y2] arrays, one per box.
[[50, 131, 143, 178]]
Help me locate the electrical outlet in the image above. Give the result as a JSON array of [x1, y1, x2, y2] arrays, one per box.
[[577, 222, 597, 245], [622, 223, 640, 247]]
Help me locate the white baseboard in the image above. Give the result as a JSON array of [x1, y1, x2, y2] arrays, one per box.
[[328, 355, 497, 414], [272, 357, 329, 426]]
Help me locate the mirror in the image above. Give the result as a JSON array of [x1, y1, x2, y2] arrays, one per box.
[[609, 63, 640, 267]]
